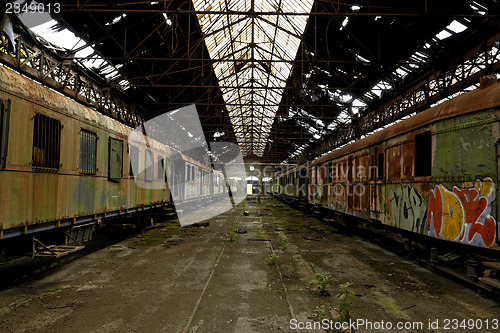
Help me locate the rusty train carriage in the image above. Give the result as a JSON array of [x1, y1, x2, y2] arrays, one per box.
[[0, 65, 173, 243], [180, 153, 227, 201], [0, 66, 230, 253], [275, 79, 500, 250]]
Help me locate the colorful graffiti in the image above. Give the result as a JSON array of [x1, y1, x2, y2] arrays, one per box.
[[389, 184, 427, 234], [427, 177, 497, 248]]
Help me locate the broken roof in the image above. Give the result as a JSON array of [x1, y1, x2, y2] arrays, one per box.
[[2, 0, 500, 163], [192, 0, 314, 156]]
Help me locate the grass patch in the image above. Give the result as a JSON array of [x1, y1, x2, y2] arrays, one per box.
[[127, 222, 193, 247], [309, 269, 333, 296], [255, 228, 268, 239], [228, 222, 239, 242], [265, 202, 285, 208], [278, 232, 289, 250], [350, 249, 445, 295], [267, 254, 279, 266]]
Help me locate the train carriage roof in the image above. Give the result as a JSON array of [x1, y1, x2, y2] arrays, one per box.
[[310, 78, 500, 166]]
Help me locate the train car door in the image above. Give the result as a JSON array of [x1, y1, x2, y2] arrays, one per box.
[[170, 152, 185, 202], [0, 99, 10, 170]]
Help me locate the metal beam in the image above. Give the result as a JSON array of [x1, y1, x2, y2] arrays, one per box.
[[0, 32, 142, 127], [297, 31, 500, 164]]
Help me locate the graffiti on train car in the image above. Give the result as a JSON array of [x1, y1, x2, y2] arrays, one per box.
[[387, 184, 427, 234], [427, 177, 498, 248]]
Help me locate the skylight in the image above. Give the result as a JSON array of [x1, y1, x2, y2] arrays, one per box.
[[19, 16, 131, 91], [192, 0, 314, 156], [447, 20, 467, 33]]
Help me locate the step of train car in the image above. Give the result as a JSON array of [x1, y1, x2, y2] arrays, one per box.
[[33, 244, 85, 258], [32, 223, 96, 258]]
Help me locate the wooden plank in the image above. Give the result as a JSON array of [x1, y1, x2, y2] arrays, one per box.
[[35, 245, 84, 258], [479, 277, 500, 289], [483, 262, 500, 270]]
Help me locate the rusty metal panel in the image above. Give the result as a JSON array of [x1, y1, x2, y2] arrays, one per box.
[[387, 145, 401, 180], [109, 138, 124, 179], [311, 82, 500, 169], [402, 141, 414, 178], [359, 184, 369, 211], [432, 112, 496, 180], [0, 66, 174, 238], [382, 183, 428, 233]]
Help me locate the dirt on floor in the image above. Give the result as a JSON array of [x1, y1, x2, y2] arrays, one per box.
[[0, 195, 499, 333]]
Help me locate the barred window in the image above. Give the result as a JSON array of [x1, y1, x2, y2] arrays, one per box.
[[79, 130, 97, 174], [32, 113, 61, 171]]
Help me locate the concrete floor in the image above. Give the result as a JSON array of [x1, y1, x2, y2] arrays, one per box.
[[0, 196, 499, 333]]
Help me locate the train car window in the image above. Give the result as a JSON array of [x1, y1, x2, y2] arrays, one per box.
[[415, 131, 432, 176], [0, 99, 5, 169], [32, 113, 61, 171], [328, 162, 333, 183], [79, 130, 97, 174], [348, 160, 353, 182], [370, 154, 375, 180], [129, 145, 138, 177], [108, 138, 123, 179], [157, 156, 165, 179], [145, 149, 154, 182], [377, 153, 384, 180]]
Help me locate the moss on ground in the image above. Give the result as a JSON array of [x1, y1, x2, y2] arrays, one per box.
[[350, 249, 445, 295], [127, 222, 194, 247]]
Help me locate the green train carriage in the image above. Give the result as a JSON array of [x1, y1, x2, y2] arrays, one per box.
[[0, 65, 172, 253]]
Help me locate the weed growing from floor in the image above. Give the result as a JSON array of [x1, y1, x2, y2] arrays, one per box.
[[265, 202, 284, 207], [267, 254, 279, 266], [228, 222, 239, 242], [309, 270, 332, 296], [241, 199, 246, 208], [256, 228, 267, 239], [278, 231, 289, 250], [336, 282, 354, 323], [314, 305, 328, 321]]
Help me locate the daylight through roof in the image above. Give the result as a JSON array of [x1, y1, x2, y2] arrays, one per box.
[[192, 0, 314, 156]]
